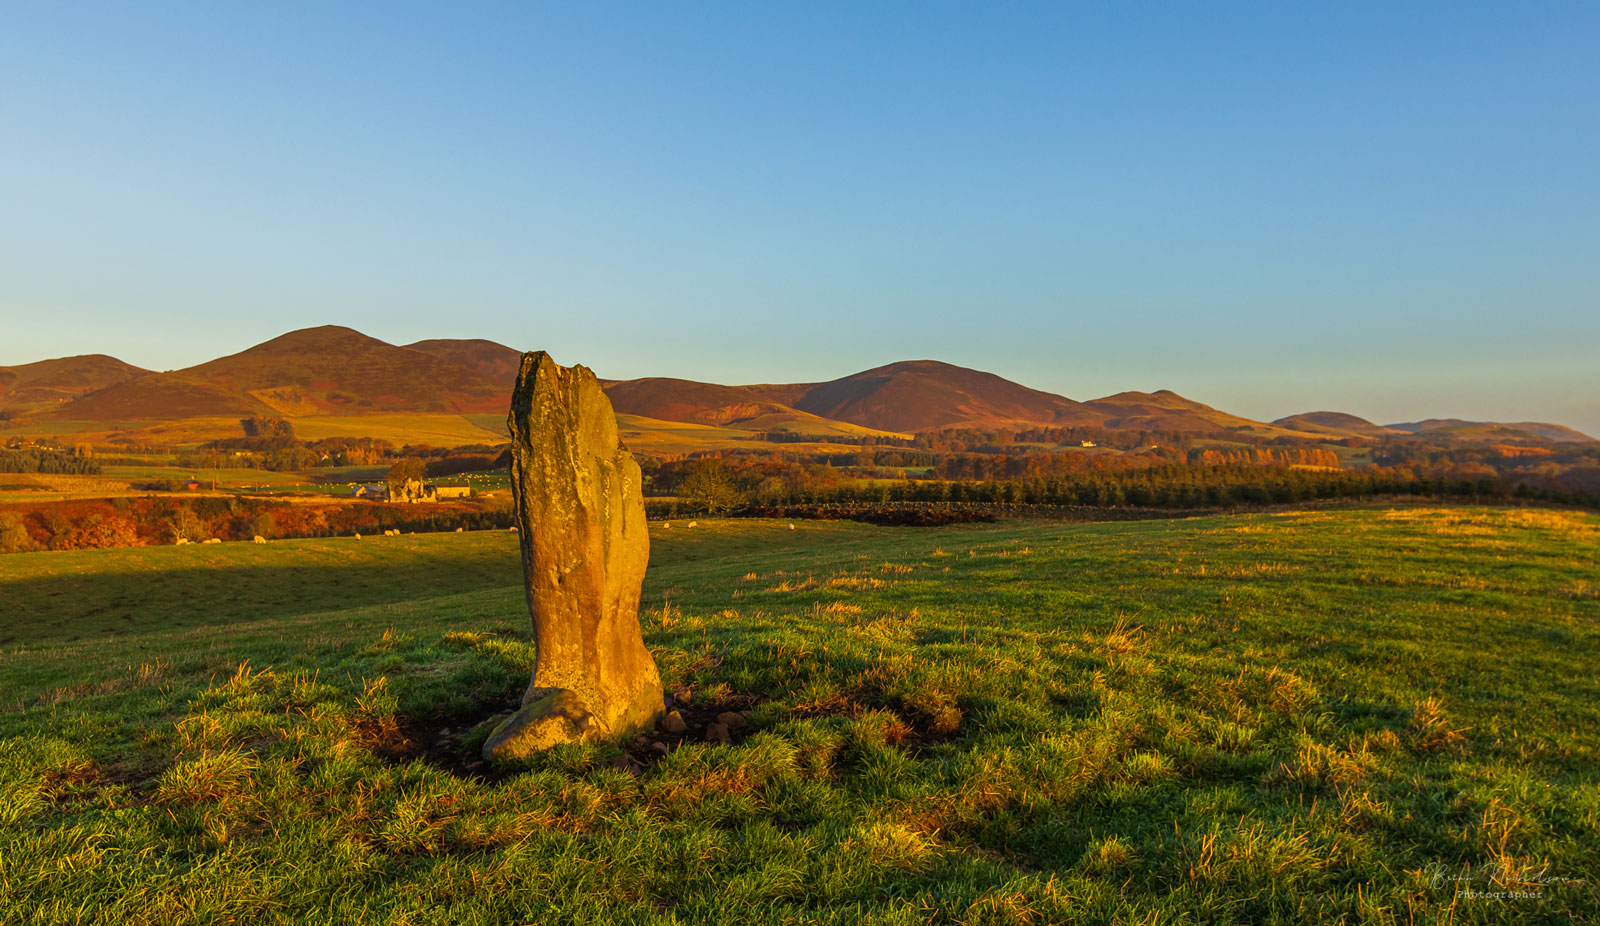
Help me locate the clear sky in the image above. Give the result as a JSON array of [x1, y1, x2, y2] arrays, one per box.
[[3, 2, 1596, 432]]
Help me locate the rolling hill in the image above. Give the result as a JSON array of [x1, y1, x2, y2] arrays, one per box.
[[746, 360, 1106, 433], [1273, 411, 1405, 438], [54, 327, 512, 420], [1386, 418, 1596, 444], [1083, 390, 1306, 436], [9, 326, 1591, 447], [0, 355, 150, 413]]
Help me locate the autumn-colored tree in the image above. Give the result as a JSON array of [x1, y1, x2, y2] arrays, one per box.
[[678, 458, 742, 514], [0, 513, 38, 553], [387, 457, 427, 498]]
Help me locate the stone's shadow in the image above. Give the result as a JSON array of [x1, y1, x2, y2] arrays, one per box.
[[0, 558, 523, 645], [366, 684, 525, 782], [374, 686, 768, 780]]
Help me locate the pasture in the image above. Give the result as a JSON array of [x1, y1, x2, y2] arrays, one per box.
[[1, 508, 1597, 923]]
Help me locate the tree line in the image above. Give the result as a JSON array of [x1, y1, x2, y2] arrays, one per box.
[[0, 449, 102, 475]]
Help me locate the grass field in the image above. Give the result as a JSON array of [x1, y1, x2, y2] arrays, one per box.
[[2, 508, 1597, 923]]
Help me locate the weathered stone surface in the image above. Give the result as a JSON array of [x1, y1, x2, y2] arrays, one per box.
[[662, 710, 688, 734], [485, 352, 662, 761], [483, 689, 602, 760]]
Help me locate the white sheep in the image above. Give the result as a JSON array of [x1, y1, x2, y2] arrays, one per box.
[[252, 535, 266, 544], [202, 538, 222, 544], [175, 538, 190, 546], [687, 521, 698, 528]]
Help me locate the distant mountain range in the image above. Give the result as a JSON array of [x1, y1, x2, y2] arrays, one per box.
[[2, 325, 1592, 445]]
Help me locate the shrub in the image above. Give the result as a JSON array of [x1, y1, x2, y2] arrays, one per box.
[[55, 515, 140, 551], [0, 512, 39, 554]]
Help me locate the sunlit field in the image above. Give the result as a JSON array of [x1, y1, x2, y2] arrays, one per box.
[[2, 508, 1597, 924]]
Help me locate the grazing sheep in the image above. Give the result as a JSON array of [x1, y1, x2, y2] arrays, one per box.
[[252, 535, 266, 544], [202, 538, 222, 544], [509, 526, 518, 532], [455, 527, 463, 533], [175, 538, 190, 546], [788, 523, 795, 530], [383, 529, 396, 537], [686, 521, 698, 528], [663, 522, 671, 529], [354, 533, 362, 540]]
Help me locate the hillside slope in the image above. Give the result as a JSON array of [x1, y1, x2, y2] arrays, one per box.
[[1386, 418, 1596, 444], [0, 355, 150, 413], [603, 378, 798, 426], [405, 339, 525, 384]]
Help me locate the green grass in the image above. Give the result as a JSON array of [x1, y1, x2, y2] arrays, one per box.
[[2, 508, 1597, 924]]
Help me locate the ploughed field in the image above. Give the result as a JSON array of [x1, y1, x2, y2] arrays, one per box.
[[1, 508, 1597, 924]]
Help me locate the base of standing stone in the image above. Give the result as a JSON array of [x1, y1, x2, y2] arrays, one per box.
[[482, 689, 605, 761]]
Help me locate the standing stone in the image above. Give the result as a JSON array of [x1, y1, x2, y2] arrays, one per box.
[[483, 352, 663, 761]]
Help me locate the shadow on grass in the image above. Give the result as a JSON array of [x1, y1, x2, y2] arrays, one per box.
[[0, 557, 523, 645]]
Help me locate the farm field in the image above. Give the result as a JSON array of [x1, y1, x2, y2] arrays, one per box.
[[4, 410, 898, 459], [1, 414, 509, 449], [0, 467, 339, 503], [1, 508, 1597, 923]]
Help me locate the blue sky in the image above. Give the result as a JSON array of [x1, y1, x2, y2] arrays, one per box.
[[3, 3, 1596, 431]]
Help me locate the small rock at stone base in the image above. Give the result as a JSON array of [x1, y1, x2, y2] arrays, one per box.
[[671, 687, 693, 705], [650, 742, 670, 756], [705, 722, 730, 744], [716, 711, 747, 730], [662, 710, 688, 734]]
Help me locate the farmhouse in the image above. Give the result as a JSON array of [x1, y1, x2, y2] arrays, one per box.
[[352, 482, 469, 502]]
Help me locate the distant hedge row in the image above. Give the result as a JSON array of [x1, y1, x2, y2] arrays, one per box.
[[693, 464, 1597, 513]]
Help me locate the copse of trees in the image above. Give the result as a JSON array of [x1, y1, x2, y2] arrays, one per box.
[[674, 458, 745, 513], [1187, 447, 1342, 468], [241, 416, 296, 439], [0, 449, 102, 475]]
